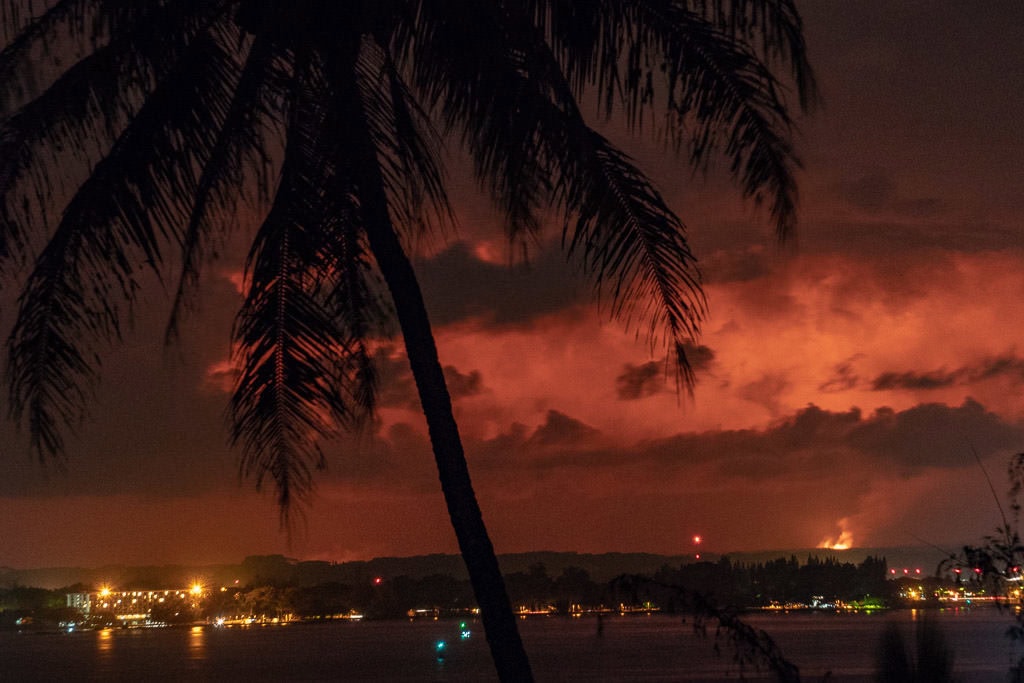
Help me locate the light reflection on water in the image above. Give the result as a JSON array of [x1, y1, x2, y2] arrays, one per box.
[[96, 627, 113, 657], [188, 625, 205, 661], [0, 609, 1015, 681]]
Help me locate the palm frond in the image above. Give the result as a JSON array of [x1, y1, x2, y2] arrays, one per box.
[[231, 54, 376, 521], [0, 0, 224, 271], [5, 19, 242, 461], [165, 33, 287, 344], [408, 2, 706, 386], [562, 130, 705, 388], [521, 22, 706, 385], [354, 34, 453, 244], [644, 1, 802, 238], [5, 232, 97, 462], [232, 191, 347, 518], [319, 204, 385, 419], [687, 0, 817, 109], [525, 0, 804, 238], [0, 42, 134, 271], [403, 0, 554, 243], [1, 0, 100, 120]]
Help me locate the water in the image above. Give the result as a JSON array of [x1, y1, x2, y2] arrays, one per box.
[[0, 609, 1016, 681]]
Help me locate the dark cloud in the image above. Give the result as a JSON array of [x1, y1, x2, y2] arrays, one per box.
[[686, 344, 716, 371], [717, 399, 1020, 475], [838, 171, 896, 212], [615, 345, 714, 400], [262, 398, 1022, 504], [472, 411, 602, 465], [443, 366, 484, 400], [819, 359, 862, 393], [373, 345, 486, 408], [871, 353, 1024, 391], [971, 354, 1024, 383], [616, 362, 663, 400], [698, 248, 772, 284], [416, 241, 585, 327], [471, 399, 1023, 489], [872, 370, 958, 391], [527, 410, 600, 447], [738, 374, 790, 415], [835, 171, 942, 218], [846, 399, 1020, 468]]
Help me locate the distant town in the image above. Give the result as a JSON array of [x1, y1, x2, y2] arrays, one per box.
[[1, 550, 1013, 632]]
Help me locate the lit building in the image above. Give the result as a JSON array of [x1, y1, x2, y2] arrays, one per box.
[[66, 585, 206, 626]]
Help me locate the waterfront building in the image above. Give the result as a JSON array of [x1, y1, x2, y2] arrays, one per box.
[[65, 585, 205, 626]]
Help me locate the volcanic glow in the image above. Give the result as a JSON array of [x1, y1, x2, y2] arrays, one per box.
[[818, 521, 854, 551]]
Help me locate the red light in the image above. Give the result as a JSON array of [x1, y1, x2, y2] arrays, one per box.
[[974, 568, 982, 574], [954, 568, 961, 574], [694, 553, 701, 559], [903, 569, 909, 574], [914, 568, 921, 575], [890, 569, 896, 575], [373, 577, 383, 585]]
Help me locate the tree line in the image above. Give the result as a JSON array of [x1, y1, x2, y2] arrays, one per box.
[[2, 554, 899, 628]]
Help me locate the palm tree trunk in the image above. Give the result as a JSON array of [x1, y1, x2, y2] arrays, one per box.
[[336, 50, 531, 678], [363, 217, 535, 682], [357, 182, 534, 682]]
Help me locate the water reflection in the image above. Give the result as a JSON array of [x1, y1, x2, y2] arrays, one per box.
[[2, 614, 1010, 681], [96, 628, 113, 658], [188, 625, 206, 661]]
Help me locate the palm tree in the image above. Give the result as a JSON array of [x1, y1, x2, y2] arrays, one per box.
[[0, 1, 813, 679]]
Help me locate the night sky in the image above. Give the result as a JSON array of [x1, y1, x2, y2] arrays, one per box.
[[4, 2, 1024, 569]]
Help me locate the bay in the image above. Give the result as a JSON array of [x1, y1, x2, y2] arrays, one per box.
[[0, 608, 1016, 681]]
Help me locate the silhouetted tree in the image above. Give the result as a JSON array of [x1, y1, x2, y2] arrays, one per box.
[[288, 582, 356, 619], [553, 566, 599, 610], [0, 2, 812, 679], [945, 452, 1024, 681], [506, 563, 555, 610]]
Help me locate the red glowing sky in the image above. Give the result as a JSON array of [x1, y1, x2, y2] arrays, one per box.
[[4, 2, 1024, 569]]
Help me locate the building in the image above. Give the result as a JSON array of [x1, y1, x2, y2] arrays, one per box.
[[66, 585, 205, 626]]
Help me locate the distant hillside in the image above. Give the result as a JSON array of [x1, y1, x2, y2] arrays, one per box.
[[0, 546, 955, 590]]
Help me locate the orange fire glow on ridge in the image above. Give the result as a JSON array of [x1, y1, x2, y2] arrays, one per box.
[[818, 521, 853, 551]]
